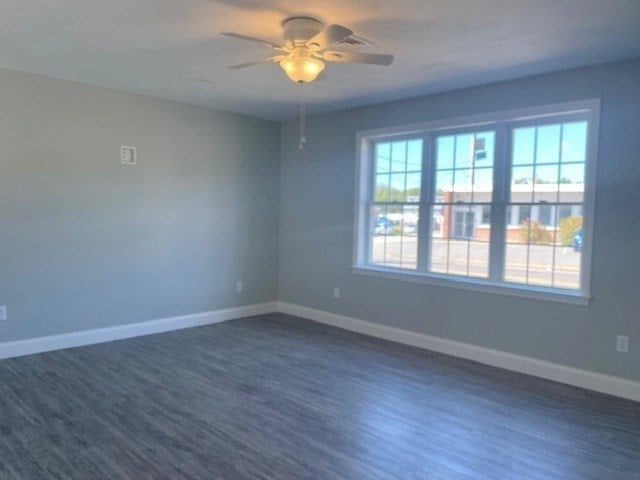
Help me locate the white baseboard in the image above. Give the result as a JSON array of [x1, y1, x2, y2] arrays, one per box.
[[3, 300, 637, 402], [0, 302, 277, 361], [277, 302, 640, 402]]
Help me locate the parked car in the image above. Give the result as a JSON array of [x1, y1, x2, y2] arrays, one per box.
[[572, 228, 583, 251], [374, 217, 394, 235]]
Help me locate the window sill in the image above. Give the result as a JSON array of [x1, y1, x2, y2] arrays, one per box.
[[352, 265, 591, 306]]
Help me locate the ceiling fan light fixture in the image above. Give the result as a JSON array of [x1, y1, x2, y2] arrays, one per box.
[[279, 48, 325, 83]]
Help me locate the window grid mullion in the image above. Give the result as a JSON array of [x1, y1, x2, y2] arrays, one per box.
[[366, 141, 377, 264], [417, 133, 433, 273], [488, 125, 508, 282], [551, 123, 565, 287]]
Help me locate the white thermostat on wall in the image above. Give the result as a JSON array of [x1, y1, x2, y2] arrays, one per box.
[[120, 146, 137, 165]]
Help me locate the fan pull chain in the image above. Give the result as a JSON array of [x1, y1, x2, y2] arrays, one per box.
[[298, 81, 306, 150]]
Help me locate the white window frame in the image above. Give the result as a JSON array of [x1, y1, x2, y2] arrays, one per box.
[[353, 99, 600, 306]]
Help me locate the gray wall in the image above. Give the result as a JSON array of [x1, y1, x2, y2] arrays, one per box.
[[0, 68, 280, 342], [279, 59, 640, 382]]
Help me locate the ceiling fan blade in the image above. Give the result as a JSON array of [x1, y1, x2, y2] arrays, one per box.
[[220, 32, 284, 50], [228, 56, 285, 69], [306, 24, 353, 50], [323, 51, 394, 66], [343, 34, 375, 46]]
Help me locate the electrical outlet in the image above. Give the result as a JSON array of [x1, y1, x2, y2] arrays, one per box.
[[333, 287, 340, 299], [236, 280, 244, 293], [0, 306, 6, 321], [616, 335, 629, 353]]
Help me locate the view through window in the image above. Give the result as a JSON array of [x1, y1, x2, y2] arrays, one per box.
[[356, 101, 598, 301]]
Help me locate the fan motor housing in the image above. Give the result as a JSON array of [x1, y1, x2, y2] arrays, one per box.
[[282, 17, 323, 45]]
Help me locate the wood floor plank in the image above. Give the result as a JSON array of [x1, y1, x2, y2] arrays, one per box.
[[0, 312, 638, 479]]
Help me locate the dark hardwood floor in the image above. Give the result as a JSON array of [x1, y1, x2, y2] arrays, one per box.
[[0, 312, 638, 479]]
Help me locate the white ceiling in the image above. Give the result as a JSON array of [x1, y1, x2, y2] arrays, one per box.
[[1, 0, 639, 120]]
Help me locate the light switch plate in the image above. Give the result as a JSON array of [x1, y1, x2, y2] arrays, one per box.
[[617, 335, 629, 353], [121, 146, 137, 165]]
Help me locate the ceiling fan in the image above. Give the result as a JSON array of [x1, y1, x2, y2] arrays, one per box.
[[220, 17, 394, 83]]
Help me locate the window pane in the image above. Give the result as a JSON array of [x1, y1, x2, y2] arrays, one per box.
[[436, 131, 495, 209], [473, 167, 493, 203], [371, 235, 386, 265], [368, 138, 423, 269], [505, 120, 586, 290], [513, 127, 535, 165], [390, 141, 407, 173], [559, 163, 585, 184], [429, 205, 449, 274], [504, 204, 531, 229], [536, 124, 561, 164], [398, 235, 418, 269], [474, 132, 495, 167], [384, 141, 407, 172], [526, 245, 554, 287], [371, 206, 390, 236], [518, 205, 531, 225], [373, 138, 423, 204], [390, 173, 407, 202], [524, 217, 553, 245], [435, 170, 453, 202], [468, 241, 489, 278], [473, 167, 493, 189], [407, 139, 423, 171], [481, 205, 491, 225], [406, 172, 421, 202], [535, 164, 559, 185], [429, 204, 487, 276], [370, 206, 387, 265], [504, 243, 526, 284], [371, 206, 395, 266], [554, 207, 582, 289], [536, 204, 554, 227], [447, 239, 470, 276], [533, 164, 559, 203], [375, 143, 391, 174], [512, 165, 534, 185], [453, 168, 473, 194], [374, 174, 390, 202], [371, 205, 419, 270], [399, 205, 419, 270], [557, 205, 583, 247], [557, 205, 573, 223], [561, 122, 587, 163], [554, 246, 581, 289], [431, 205, 445, 239], [511, 165, 534, 204], [430, 241, 448, 274], [384, 232, 402, 267], [451, 206, 475, 239], [454, 134, 473, 169], [430, 131, 495, 279], [505, 243, 553, 287], [476, 205, 492, 244], [505, 202, 578, 288], [559, 163, 585, 203], [402, 205, 420, 236], [436, 136, 455, 170]]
